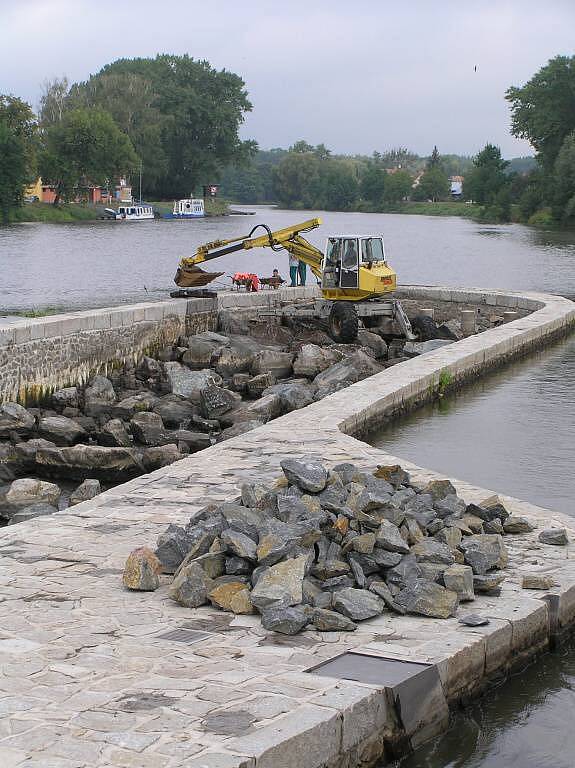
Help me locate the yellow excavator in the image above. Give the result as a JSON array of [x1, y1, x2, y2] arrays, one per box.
[[174, 218, 414, 344]]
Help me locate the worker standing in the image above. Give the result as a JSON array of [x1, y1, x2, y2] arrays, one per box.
[[289, 254, 298, 287], [298, 260, 307, 286]]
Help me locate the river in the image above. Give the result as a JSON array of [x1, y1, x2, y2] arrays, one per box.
[[1, 207, 575, 767], [1, 207, 575, 312]]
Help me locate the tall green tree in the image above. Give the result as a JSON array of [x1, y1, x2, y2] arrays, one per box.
[[0, 95, 37, 222], [39, 77, 70, 127], [428, 145, 441, 168], [412, 167, 449, 202], [316, 160, 359, 210], [463, 144, 509, 204], [272, 152, 320, 208], [71, 55, 255, 197], [553, 131, 575, 222], [383, 171, 413, 203], [506, 55, 575, 169], [40, 107, 138, 203], [360, 163, 386, 205]]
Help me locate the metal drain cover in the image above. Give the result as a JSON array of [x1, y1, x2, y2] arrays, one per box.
[[158, 627, 212, 644], [309, 651, 430, 686], [308, 652, 448, 746]]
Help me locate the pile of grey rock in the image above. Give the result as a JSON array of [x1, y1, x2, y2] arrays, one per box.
[[0, 325, 390, 525], [126, 458, 564, 635]]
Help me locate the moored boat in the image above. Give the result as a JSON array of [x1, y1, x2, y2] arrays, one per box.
[[105, 203, 155, 221], [163, 198, 205, 219]]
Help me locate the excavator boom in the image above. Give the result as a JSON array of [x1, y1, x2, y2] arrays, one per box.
[[175, 218, 324, 288]]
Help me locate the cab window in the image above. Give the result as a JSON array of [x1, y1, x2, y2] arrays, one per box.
[[361, 238, 384, 262]]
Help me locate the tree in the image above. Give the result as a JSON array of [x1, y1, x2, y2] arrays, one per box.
[[316, 160, 359, 210], [360, 163, 386, 205], [40, 107, 138, 203], [553, 131, 575, 222], [71, 55, 254, 198], [379, 147, 420, 173], [272, 152, 320, 208], [68, 72, 167, 188], [506, 56, 575, 169], [39, 77, 70, 126], [0, 95, 37, 222], [383, 171, 413, 203], [412, 166, 449, 202], [290, 140, 314, 154], [428, 145, 441, 169], [463, 144, 509, 204]]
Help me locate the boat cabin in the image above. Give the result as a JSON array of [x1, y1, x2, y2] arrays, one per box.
[[172, 198, 205, 217], [117, 204, 154, 221], [321, 236, 386, 289]]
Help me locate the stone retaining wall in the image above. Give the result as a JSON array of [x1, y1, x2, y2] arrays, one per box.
[[0, 287, 317, 404], [1, 286, 575, 767]]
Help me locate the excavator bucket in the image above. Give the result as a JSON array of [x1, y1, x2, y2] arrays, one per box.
[[174, 265, 224, 288]]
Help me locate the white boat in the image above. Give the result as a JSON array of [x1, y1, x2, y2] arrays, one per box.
[[163, 198, 205, 219], [105, 203, 155, 221]]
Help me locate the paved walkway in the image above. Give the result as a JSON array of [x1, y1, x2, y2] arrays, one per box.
[[1, 287, 575, 767]]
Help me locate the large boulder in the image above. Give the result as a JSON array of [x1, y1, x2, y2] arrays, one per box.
[[214, 339, 259, 377], [51, 387, 79, 411], [33, 443, 144, 480], [84, 376, 116, 416], [38, 416, 87, 447], [230, 394, 283, 424], [153, 395, 195, 428], [143, 444, 183, 471], [261, 605, 309, 635], [130, 412, 167, 446], [200, 385, 239, 419], [394, 578, 458, 619], [357, 331, 388, 360], [113, 392, 159, 420], [182, 332, 230, 369], [262, 381, 314, 413], [163, 363, 222, 402], [99, 419, 132, 447], [313, 351, 382, 399], [250, 555, 307, 611], [281, 457, 328, 493], [123, 547, 162, 591], [251, 350, 294, 380], [0, 402, 35, 438], [69, 478, 101, 506], [3, 477, 61, 512], [293, 344, 342, 379], [332, 588, 385, 621], [460, 534, 508, 574]]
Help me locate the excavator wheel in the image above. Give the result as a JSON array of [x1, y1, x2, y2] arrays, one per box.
[[328, 302, 359, 343]]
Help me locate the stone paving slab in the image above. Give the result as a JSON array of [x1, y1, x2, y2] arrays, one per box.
[[0, 286, 574, 766]]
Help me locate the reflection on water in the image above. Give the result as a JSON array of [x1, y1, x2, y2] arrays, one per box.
[[371, 333, 575, 516], [394, 638, 575, 768]]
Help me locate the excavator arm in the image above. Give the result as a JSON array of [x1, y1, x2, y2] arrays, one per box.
[[175, 218, 324, 288]]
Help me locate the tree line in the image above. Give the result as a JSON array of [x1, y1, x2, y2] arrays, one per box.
[[2, 54, 575, 226], [220, 55, 575, 226], [0, 54, 254, 221]]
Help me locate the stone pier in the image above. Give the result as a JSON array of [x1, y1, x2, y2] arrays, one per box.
[[0, 286, 574, 767]]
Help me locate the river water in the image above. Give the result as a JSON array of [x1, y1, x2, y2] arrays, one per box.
[[2, 208, 575, 767], [1, 207, 575, 312]]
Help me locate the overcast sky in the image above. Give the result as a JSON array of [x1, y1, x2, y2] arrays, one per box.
[[1, 0, 574, 158]]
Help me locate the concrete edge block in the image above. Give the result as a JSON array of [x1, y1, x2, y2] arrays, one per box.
[[226, 703, 342, 768]]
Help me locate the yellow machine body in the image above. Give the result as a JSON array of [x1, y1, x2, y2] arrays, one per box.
[[174, 218, 397, 301]]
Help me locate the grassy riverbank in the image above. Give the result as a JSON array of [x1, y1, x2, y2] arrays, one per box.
[[9, 202, 102, 223]]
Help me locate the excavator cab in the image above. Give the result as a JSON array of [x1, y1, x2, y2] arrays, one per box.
[[321, 236, 386, 290]]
